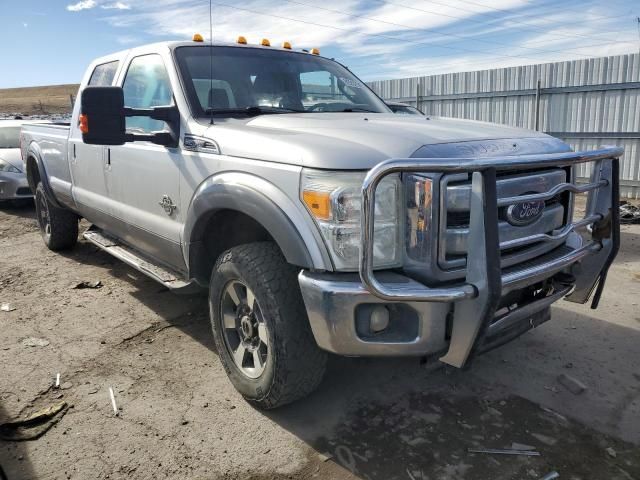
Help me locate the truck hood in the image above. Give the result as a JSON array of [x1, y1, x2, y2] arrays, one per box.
[[0, 149, 25, 172], [208, 113, 570, 169]]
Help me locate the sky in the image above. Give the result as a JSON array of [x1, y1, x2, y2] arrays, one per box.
[[0, 0, 638, 88]]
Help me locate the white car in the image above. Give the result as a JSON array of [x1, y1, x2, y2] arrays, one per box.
[[0, 119, 44, 203]]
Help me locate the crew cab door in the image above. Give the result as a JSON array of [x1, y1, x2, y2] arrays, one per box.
[[106, 53, 185, 271], [70, 59, 120, 221]]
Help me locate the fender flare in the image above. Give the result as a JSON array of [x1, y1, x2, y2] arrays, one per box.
[[183, 172, 331, 276], [26, 142, 63, 209]]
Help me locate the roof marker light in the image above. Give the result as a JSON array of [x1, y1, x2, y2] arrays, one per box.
[[237, 36, 247, 44], [310, 48, 320, 55], [282, 41, 292, 49], [261, 38, 271, 46], [193, 33, 204, 42]]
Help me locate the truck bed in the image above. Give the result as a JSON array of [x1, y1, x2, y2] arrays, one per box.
[[21, 122, 73, 208]]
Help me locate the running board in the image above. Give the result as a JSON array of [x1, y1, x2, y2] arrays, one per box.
[[83, 227, 200, 293]]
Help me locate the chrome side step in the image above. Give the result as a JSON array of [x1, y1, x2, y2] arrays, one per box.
[[83, 227, 200, 293]]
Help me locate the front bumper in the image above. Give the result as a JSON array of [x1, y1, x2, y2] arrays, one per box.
[[299, 271, 450, 356], [300, 147, 622, 365], [0, 172, 32, 200], [299, 243, 586, 358]]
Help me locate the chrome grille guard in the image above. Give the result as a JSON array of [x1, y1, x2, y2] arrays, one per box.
[[359, 146, 623, 367]]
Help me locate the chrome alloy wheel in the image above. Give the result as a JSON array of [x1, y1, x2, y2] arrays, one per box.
[[220, 280, 269, 379]]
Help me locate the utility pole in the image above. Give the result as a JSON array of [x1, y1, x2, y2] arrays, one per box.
[[637, 17, 640, 55]]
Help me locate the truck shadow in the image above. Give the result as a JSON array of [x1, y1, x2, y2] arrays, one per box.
[[264, 310, 640, 479], [0, 200, 35, 218], [0, 401, 36, 480]]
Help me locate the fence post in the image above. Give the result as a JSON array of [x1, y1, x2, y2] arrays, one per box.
[[534, 79, 541, 131], [416, 79, 421, 111]]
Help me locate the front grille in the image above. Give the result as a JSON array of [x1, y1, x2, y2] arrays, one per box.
[[439, 168, 570, 270]]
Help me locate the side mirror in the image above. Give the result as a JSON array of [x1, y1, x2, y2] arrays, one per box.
[[80, 86, 127, 145], [80, 86, 180, 148]]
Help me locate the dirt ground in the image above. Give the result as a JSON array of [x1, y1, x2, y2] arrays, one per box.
[[0, 201, 639, 480]]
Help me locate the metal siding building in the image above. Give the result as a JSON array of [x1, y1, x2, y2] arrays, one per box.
[[368, 53, 640, 197]]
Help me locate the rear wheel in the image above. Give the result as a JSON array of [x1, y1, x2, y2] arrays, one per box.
[[35, 183, 78, 251], [209, 242, 327, 409]]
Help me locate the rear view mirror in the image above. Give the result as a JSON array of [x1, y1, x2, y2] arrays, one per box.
[[80, 86, 127, 146]]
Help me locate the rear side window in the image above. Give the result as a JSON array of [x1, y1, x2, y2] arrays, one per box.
[[88, 61, 119, 86]]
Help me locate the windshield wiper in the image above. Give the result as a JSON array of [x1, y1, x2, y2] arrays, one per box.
[[205, 106, 304, 116]]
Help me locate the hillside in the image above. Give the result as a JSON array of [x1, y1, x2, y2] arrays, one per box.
[[0, 84, 80, 115]]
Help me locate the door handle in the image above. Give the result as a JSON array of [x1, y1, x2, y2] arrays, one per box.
[[107, 148, 111, 166]]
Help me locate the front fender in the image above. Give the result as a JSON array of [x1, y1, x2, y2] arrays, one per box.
[[183, 172, 331, 275]]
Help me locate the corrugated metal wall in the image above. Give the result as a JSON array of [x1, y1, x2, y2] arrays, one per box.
[[368, 53, 640, 198]]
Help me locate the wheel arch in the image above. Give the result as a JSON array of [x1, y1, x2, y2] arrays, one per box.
[[25, 142, 63, 209], [183, 172, 330, 285]]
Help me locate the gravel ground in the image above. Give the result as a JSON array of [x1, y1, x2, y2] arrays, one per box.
[[0, 201, 639, 480]]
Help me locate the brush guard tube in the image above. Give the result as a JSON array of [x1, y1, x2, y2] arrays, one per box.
[[359, 147, 623, 368]]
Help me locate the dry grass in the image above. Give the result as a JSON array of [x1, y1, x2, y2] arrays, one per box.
[[0, 84, 80, 115]]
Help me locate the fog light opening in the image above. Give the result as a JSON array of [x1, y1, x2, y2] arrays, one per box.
[[370, 305, 390, 334]]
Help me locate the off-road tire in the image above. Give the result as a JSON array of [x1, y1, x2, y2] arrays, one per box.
[[209, 242, 327, 409], [35, 183, 79, 251]]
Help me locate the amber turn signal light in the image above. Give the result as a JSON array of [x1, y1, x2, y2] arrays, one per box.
[[79, 114, 89, 134], [302, 191, 331, 220]]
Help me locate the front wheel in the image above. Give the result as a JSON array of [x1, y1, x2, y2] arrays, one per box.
[[209, 242, 327, 409], [35, 183, 78, 251]]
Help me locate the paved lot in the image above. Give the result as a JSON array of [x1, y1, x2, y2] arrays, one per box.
[[0, 201, 639, 480]]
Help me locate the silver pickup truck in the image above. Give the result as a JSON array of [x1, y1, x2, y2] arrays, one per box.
[[21, 38, 623, 408]]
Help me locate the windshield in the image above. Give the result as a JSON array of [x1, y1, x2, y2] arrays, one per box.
[[175, 46, 390, 117], [0, 127, 21, 148]]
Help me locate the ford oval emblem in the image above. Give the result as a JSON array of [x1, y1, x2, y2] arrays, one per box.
[[506, 200, 545, 226]]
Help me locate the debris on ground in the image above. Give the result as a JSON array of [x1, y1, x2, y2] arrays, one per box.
[[0, 401, 68, 441], [511, 442, 535, 451], [557, 373, 587, 395], [620, 202, 640, 224], [317, 452, 333, 462], [21, 337, 50, 348], [1, 303, 16, 312], [539, 472, 560, 480], [109, 387, 119, 416], [468, 447, 540, 456], [72, 280, 103, 289], [606, 447, 617, 458], [531, 433, 558, 446], [60, 381, 73, 390], [55, 373, 60, 388]]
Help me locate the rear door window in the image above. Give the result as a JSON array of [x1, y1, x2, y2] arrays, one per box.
[[88, 61, 119, 86]]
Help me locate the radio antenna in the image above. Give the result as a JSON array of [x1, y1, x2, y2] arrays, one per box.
[[209, 0, 214, 125]]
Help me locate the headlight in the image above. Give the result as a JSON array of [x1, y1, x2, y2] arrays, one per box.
[[301, 169, 402, 271], [0, 160, 21, 174]]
